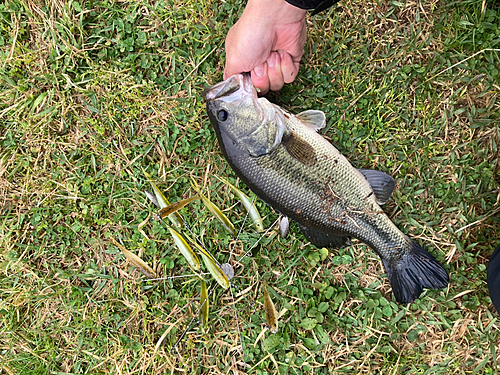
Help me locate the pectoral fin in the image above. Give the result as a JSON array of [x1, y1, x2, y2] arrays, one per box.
[[358, 169, 396, 205], [281, 132, 317, 167]]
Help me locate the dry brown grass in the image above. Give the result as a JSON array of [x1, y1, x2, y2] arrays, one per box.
[[2, 0, 500, 373]]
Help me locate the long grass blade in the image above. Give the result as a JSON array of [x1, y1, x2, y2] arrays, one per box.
[[263, 281, 278, 333], [182, 233, 232, 289], [199, 279, 209, 327], [201, 196, 237, 237], [143, 170, 183, 227], [158, 197, 200, 219], [168, 227, 201, 272], [216, 176, 263, 232], [111, 238, 156, 279], [190, 178, 236, 236], [199, 251, 230, 290]]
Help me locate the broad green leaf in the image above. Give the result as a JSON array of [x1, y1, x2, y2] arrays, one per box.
[[298, 318, 317, 330], [318, 302, 329, 313], [262, 334, 281, 351]]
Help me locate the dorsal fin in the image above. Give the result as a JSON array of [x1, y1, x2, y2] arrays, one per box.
[[281, 132, 317, 166], [358, 169, 395, 205], [295, 110, 326, 131]]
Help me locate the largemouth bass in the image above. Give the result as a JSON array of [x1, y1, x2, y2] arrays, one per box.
[[204, 74, 449, 304]]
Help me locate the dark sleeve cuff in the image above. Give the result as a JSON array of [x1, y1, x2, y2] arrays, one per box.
[[285, 0, 339, 15]]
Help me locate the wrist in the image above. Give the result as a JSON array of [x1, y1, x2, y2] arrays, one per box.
[[243, 0, 307, 24]]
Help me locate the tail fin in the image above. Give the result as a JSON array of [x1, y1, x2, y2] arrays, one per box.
[[382, 241, 449, 304]]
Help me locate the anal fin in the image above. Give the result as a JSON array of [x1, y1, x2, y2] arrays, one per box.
[[297, 223, 350, 249]]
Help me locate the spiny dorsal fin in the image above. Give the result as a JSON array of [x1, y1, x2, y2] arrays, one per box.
[[282, 132, 317, 167], [358, 169, 396, 205], [295, 110, 326, 131]]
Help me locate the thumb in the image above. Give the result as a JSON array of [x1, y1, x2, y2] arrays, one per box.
[[279, 50, 300, 84], [251, 62, 270, 95]]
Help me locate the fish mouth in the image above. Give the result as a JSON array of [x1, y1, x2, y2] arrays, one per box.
[[203, 73, 256, 101]]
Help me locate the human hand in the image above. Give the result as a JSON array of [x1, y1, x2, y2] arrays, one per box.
[[224, 0, 307, 94]]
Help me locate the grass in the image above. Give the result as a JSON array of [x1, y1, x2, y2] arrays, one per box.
[[1, 0, 499, 373]]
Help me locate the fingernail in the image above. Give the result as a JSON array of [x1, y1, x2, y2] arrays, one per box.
[[278, 50, 284, 59], [268, 54, 276, 68], [254, 64, 264, 77]]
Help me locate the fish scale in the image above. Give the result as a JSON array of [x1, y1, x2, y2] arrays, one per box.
[[256, 149, 402, 250], [205, 73, 449, 304], [234, 117, 407, 260]]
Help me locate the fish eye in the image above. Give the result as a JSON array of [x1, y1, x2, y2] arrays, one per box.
[[217, 109, 228, 122]]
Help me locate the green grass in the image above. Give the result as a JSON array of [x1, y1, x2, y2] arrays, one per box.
[[1, 0, 500, 373]]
